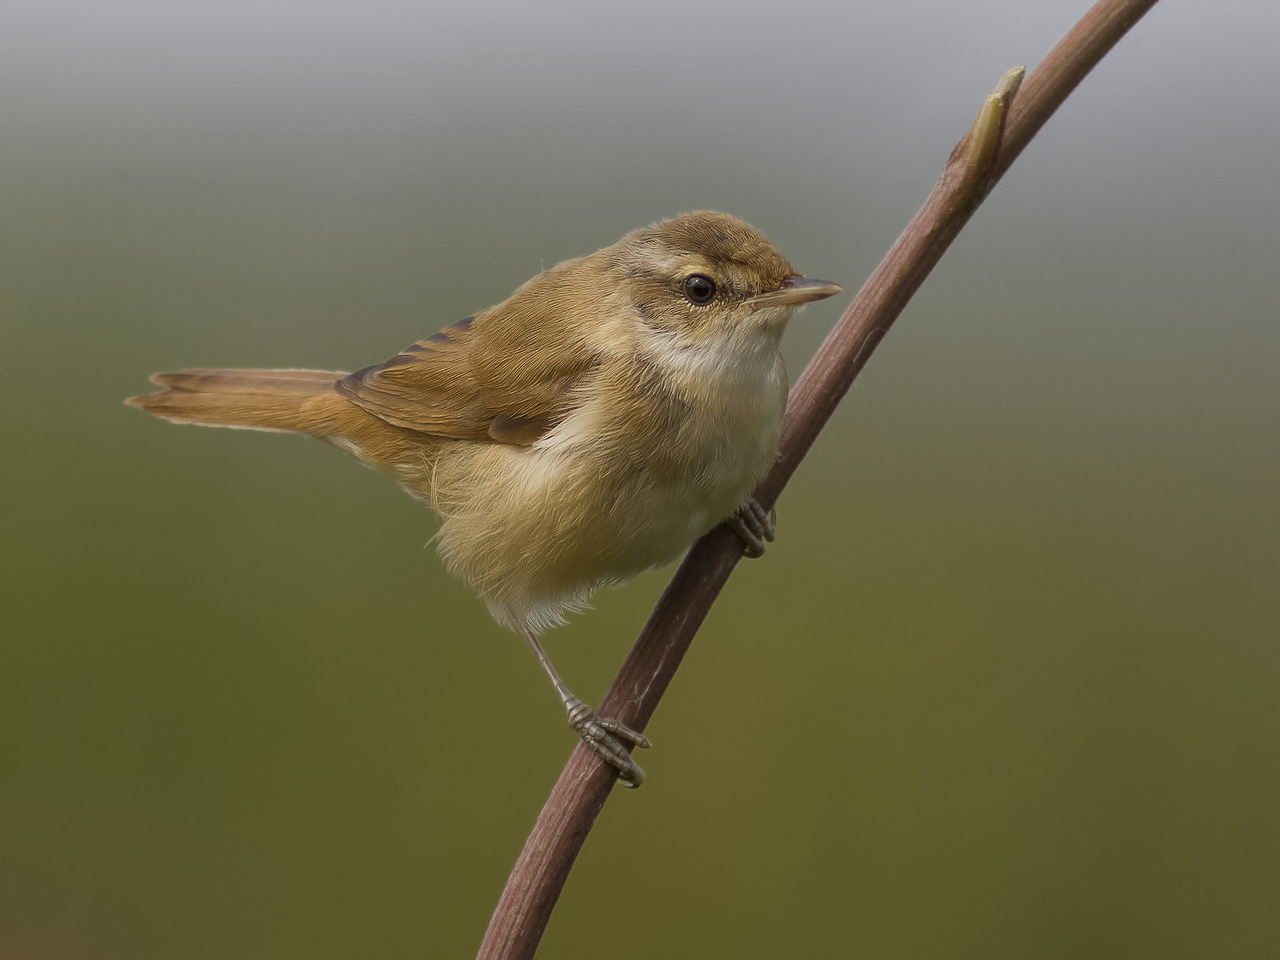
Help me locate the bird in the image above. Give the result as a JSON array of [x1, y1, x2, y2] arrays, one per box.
[[127, 211, 841, 787]]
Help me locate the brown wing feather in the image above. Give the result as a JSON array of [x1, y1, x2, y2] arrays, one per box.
[[335, 304, 598, 446]]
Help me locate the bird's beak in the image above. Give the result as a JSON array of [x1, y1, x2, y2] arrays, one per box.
[[747, 276, 842, 308]]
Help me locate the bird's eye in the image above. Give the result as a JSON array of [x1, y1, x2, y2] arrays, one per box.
[[683, 274, 717, 305]]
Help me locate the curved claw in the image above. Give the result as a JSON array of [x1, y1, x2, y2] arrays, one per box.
[[725, 498, 777, 558], [565, 698, 650, 788]]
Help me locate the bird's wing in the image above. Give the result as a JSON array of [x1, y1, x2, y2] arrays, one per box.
[[334, 312, 598, 446]]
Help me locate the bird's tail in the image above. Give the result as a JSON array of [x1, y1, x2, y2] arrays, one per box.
[[126, 368, 348, 434]]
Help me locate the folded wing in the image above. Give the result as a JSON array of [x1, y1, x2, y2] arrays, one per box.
[[334, 310, 598, 447]]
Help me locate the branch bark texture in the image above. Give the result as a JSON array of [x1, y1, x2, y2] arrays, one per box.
[[478, 1, 1161, 956]]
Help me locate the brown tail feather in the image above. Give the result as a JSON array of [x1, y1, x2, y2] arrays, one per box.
[[127, 367, 348, 433]]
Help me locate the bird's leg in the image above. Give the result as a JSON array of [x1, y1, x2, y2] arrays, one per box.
[[520, 628, 651, 788], [725, 497, 776, 558]]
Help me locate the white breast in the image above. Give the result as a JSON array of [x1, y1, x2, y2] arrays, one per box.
[[433, 325, 788, 634]]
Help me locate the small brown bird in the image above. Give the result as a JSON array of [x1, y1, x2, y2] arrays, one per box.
[[128, 211, 840, 786]]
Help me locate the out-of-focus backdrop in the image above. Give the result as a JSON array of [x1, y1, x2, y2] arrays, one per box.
[[2, 1, 1277, 956]]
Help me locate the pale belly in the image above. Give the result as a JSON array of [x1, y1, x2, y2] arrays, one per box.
[[419, 351, 787, 633]]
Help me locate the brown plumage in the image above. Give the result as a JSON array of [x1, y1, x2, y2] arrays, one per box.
[[128, 211, 840, 786]]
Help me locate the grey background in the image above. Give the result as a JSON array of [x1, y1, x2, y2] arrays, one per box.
[[2, 1, 1277, 956]]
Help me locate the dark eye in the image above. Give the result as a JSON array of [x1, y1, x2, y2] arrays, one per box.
[[683, 274, 717, 305]]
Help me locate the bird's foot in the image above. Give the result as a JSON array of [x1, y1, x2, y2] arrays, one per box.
[[725, 498, 776, 558], [564, 698, 651, 788]]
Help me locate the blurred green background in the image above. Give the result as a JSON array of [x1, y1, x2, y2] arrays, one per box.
[[3, 0, 1277, 956]]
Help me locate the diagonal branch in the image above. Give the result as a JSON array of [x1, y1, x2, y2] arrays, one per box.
[[478, 1, 1161, 956]]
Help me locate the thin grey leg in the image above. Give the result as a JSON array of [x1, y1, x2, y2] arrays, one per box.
[[521, 628, 651, 788]]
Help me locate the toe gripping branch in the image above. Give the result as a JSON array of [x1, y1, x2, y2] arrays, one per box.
[[725, 497, 777, 558], [564, 698, 652, 788]]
